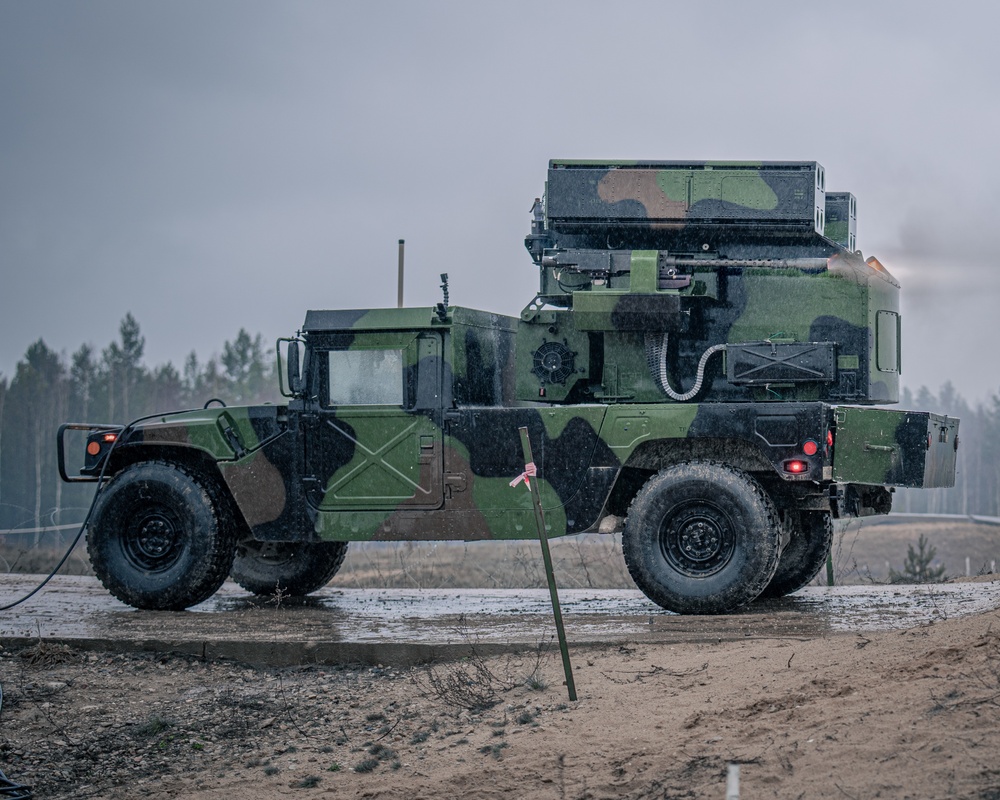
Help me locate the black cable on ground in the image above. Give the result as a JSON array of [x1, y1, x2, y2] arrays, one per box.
[[0, 766, 32, 800], [0, 520, 90, 613]]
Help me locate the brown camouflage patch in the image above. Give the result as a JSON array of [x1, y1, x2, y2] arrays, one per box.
[[597, 169, 688, 219]]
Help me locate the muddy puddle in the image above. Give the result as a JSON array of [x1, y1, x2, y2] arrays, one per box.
[[2, 576, 999, 656]]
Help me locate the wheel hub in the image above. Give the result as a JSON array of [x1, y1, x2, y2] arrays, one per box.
[[679, 520, 720, 560], [124, 511, 184, 572], [660, 505, 736, 578]]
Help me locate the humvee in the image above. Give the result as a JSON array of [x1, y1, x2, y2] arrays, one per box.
[[59, 160, 959, 614]]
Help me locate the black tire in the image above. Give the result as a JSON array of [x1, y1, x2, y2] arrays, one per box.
[[230, 540, 349, 596], [87, 461, 237, 610], [759, 512, 833, 598], [622, 461, 781, 615]]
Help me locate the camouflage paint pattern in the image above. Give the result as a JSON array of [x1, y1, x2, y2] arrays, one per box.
[[78, 304, 956, 547], [543, 161, 824, 232]]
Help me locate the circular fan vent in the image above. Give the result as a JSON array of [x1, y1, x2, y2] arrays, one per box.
[[532, 341, 576, 384]]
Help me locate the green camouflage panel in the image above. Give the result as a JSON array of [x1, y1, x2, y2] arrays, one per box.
[[543, 160, 825, 232], [113, 406, 270, 458], [832, 407, 959, 488]]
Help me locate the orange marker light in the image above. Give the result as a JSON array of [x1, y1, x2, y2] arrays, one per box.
[[87, 441, 101, 456]]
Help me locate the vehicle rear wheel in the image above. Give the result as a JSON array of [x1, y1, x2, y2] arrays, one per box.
[[230, 540, 349, 596], [759, 511, 833, 598], [87, 461, 237, 610], [622, 461, 781, 614]]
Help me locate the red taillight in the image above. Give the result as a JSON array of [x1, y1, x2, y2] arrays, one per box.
[[103, 433, 118, 443], [826, 430, 834, 448], [784, 460, 809, 474], [802, 440, 818, 456]]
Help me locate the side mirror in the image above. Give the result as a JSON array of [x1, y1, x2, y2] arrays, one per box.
[[288, 341, 303, 395], [277, 338, 306, 398]]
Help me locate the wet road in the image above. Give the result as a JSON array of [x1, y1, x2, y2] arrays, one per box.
[[2, 575, 999, 666]]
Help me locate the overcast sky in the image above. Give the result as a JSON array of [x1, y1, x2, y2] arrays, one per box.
[[1, 1, 998, 403]]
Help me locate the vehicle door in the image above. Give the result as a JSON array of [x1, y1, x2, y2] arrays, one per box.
[[304, 331, 444, 511]]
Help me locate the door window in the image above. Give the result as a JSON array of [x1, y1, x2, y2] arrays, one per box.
[[326, 349, 404, 406], [876, 311, 900, 373]]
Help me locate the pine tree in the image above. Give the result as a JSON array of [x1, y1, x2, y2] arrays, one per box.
[[889, 534, 947, 584], [102, 313, 146, 422], [221, 329, 271, 404], [6, 340, 66, 536], [70, 344, 97, 422]]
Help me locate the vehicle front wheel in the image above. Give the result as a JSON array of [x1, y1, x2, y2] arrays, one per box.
[[622, 461, 781, 615], [230, 540, 349, 596], [87, 461, 237, 610]]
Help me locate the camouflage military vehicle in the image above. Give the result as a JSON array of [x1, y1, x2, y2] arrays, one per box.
[[59, 160, 959, 615]]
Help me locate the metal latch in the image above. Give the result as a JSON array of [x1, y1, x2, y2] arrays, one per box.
[[444, 472, 467, 498]]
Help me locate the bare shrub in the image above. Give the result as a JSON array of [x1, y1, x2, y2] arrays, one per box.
[[416, 634, 547, 712]]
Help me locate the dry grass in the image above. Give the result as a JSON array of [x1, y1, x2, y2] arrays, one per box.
[[3, 522, 998, 589], [334, 535, 633, 590], [832, 519, 1000, 584], [0, 531, 94, 576]]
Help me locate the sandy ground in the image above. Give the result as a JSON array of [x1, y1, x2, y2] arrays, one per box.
[[3, 588, 1000, 800]]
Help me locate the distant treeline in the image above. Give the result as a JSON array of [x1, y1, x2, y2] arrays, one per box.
[[0, 315, 997, 534], [0, 314, 279, 532]]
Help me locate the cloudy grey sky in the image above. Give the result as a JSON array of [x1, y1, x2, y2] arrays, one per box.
[[1, 1, 998, 402]]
